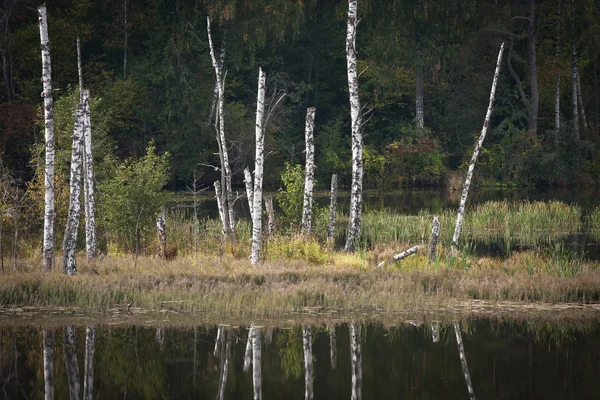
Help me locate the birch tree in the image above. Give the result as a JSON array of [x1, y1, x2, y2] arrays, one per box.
[[156, 206, 166, 259], [62, 104, 85, 275], [244, 166, 253, 220], [327, 174, 338, 243], [251, 326, 262, 400], [454, 321, 476, 400], [301, 107, 316, 234], [43, 329, 54, 400], [251, 68, 266, 265], [38, 5, 55, 272], [63, 326, 80, 400], [83, 326, 95, 400], [415, 0, 424, 133], [303, 326, 314, 400], [82, 89, 97, 260], [344, 0, 364, 252], [451, 43, 505, 252], [350, 323, 362, 400]]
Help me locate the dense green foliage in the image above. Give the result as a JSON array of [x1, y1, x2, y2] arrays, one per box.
[[1, 0, 600, 190]]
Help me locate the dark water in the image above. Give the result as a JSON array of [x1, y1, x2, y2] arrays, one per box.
[[2, 319, 600, 399]]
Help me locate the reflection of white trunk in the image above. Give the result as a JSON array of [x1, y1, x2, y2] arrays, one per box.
[[301, 108, 316, 235], [244, 167, 254, 220], [63, 326, 80, 400], [251, 69, 266, 265], [243, 325, 253, 372], [83, 326, 96, 400], [327, 174, 338, 243], [82, 90, 97, 260], [344, 0, 364, 252], [38, 5, 55, 273], [252, 326, 262, 400], [217, 330, 232, 400], [452, 43, 505, 252], [63, 104, 85, 275], [43, 329, 55, 400], [265, 196, 276, 237], [431, 323, 440, 343], [156, 206, 167, 259], [428, 217, 440, 263], [454, 321, 476, 400], [303, 326, 314, 400], [214, 325, 223, 357], [329, 324, 337, 370], [350, 323, 362, 400]]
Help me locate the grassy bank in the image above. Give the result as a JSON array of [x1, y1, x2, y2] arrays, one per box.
[[2, 246, 599, 319]]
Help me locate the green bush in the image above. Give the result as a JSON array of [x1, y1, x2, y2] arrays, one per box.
[[277, 162, 305, 231]]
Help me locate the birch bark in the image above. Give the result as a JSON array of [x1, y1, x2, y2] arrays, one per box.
[[83, 326, 95, 400], [327, 174, 337, 243], [344, 0, 364, 252], [452, 43, 505, 252], [63, 326, 80, 400], [244, 167, 254, 220], [214, 181, 227, 235], [251, 326, 262, 400], [43, 329, 55, 400], [251, 68, 266, 265], [156, 206, 167, 259], [303, 326, 314, 400], [63, 103, 85, 275], [265, 196, 276, 237], [350, 323, 362, 400], [415, 0, 424, 133], [428, 216, 440, 263], [39, 5, 55, 273], [82, 89, 97, 260], [217, 330, 231, 400], [454, 321, 476, 400], [243, 325, 253, 372], [301, 107, 316, 234], [77, 37, 83, 101]]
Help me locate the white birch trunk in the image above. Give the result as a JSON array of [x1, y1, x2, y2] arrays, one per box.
[[63, 326, 80, 400], [207, 17, 235, 235], [303, 326, 314, 400], [350, 323, 362, 400], [83, 326, 96, 400], [214, 325, 223, 357], [82, 89, 97, 260], [251, 68, 266, 265], [265, 196, 276, 237], [428, 216, 440, 263], [452, 43, 505, 252], [62, 103, 85, 275], [344, 0, 364, 252], [43, 329, 55, 400], [39, 5, 55, 273], [301, 107, 316, 235], [217, 330, 231, 400], [329, 324, 337, 370], [454, 321, 476, 400], [376, 245, 423, 268], [576, 69, 588, 132], [77, 37, 83, 101], [327, 174, 338, 243], [416, 51, 424, 132], [251, 326, 262, 400], [156, 206, 167, 258], [244, 167, 254, 220], [214, 181, 227, 235], [243, 325, 253, 372]]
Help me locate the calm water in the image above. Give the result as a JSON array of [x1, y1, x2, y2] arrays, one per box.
[[2, 318, 600, 399]]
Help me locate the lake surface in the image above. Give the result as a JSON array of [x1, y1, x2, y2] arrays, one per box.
[[2, 317, 600, 399]]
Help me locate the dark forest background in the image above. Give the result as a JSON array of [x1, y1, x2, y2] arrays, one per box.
[[1, 0, 600, 191]]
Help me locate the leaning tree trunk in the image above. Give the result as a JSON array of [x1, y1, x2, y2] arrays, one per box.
[[452, 43, 505, 252], [38, 5, 55, 273], [156, 206, 167, 259], [63, 326, 80, 400], [527, 0, 539, 136], [303, 326, 314, 400], [344, 0, 364, 252], [301, 107, 316, 235], [217, 329, 232, 400], [43, 329, 55, 400], [207, 17, 235, 235], [62, 104, 85, 275], [81, 90, 97, 260], [244, 167, 254, 220], [454, 321, 476, 400], [83, 326, 95, 400], [251, 68, 266, 265], [251, 326, 262, 400], [327, 174, 338, 243], [350, 323, 362, 400]]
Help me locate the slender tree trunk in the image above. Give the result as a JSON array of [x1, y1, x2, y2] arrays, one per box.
[[38, 5, 55, 273], [63, 104, 85, 275], [214, 325, 223, 357], [303, 326, 314, 400], [344, 0, 364, 252], [251, 68, 266, 265], [77, 37, 83, 100], [350, 323, 362, 400], [217, 330, 231, 400], [252, 326, 262, 400], [123, 0, 128, 78], [376, 245, 423, 268], [327, 174, 338, 243], [571, 1, 579, 139], [454, 321, 476, 400], [415, 0, 424, 133], [156, 206, 166, 259], [43, 329, 54, 400], [82, 90, 97, 260], [595, 57, 599, 129], [244, 167, 254, 220], [63, 326, 80, 400], [214, 181, 228, 235], [243, 325, 253, 372], [12, 210, 17, 272], [329, 324, 337, 370], [207, 36, 226, 126], [527, 0, 539, 136], [1, 48, 10, 101], [576, 69, 588, 133], [428, 216, 440, 263], [555, 0, 561, 137], [83, 326, 95, 400], [301, 107, 316, 234], [452, 43, 505, 252], [264, 196, 276, 237]]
